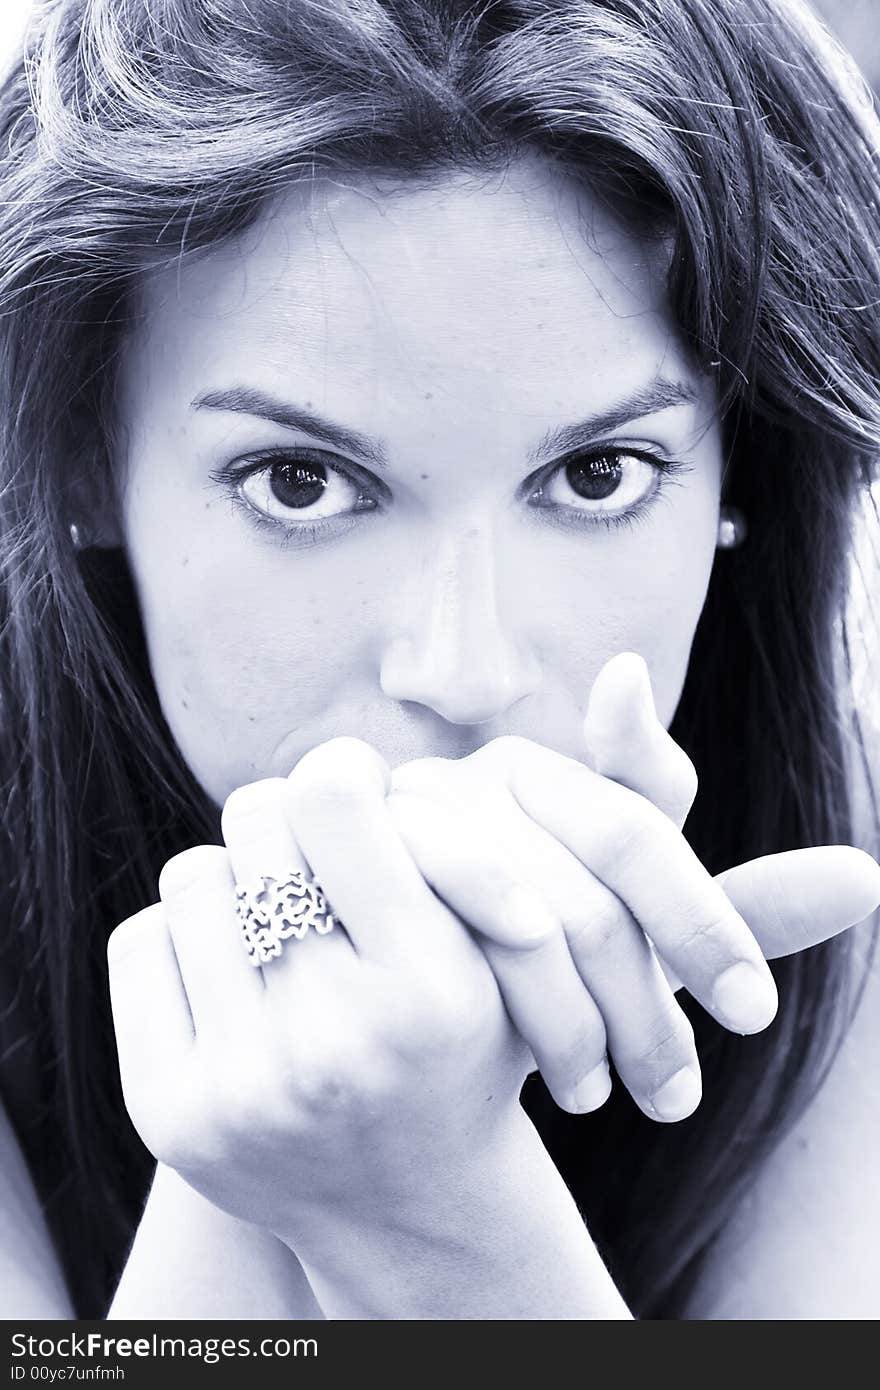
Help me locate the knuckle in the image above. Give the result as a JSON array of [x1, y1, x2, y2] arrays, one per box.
[[158, 844, 230, 900], [614, 1006, 697, 1078], [611, 1017, 692, 1078], [269, 1010, 389, 1124], [471, 734, 531, 772], [548, 1020, 606, 1085], [599, 798, 670, 877], [675, 909, 734, 955], [287, 737, 389, 808], [673, 747, 699, 801], [390, 756, 455, 797], [563, 895, 625, 957], [290, 1049, 385, 1125], [665, 744, 699, 815], [642, 1015, 696, 1067], [107, 902, 166, 966], [221, 779, 287, 839], [402, 961, 494, 1053], [410, 977, 470, 1047], [293, 1067, 359, 1120]]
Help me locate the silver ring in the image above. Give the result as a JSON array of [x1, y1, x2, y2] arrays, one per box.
[[235, 869, 340, 966]]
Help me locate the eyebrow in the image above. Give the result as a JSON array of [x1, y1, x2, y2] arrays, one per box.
[[190, 377, 700, 469]]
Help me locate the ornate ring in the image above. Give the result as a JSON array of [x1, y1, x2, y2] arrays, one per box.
[[234, 869, 340, 966]]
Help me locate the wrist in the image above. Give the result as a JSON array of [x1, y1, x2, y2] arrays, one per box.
[[274, 1099, 525, 1246], [109, 1162, 324, 1320], [276, 1107, 630, 1320]]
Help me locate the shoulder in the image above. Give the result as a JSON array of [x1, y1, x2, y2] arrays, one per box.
[[0, 1092, 74, 1316]]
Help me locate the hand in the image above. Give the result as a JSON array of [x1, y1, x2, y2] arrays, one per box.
[[384, 653, 880, 1122], [107, 739, 532, 1248]]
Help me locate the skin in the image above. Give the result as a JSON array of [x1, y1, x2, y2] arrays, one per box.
[[114, 157, 724, 804], [99, 155, 880, 1319], [109, 151, 879, 1121]]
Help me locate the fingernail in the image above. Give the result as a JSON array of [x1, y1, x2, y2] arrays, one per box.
[[502, 885, 558, 947], [712, 962, 778, 1033], [650, 1066, 701, 1121], [569, 1060, 612, 1113]]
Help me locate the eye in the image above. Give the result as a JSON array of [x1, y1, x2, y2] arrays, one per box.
[[530, 449, 667, 518], [235, 450, 380, 524]]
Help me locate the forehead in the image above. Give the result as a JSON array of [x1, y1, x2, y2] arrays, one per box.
[[122, 157, 695, 432]]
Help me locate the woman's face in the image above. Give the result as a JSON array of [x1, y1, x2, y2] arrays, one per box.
[[117, 158, 724, 807]]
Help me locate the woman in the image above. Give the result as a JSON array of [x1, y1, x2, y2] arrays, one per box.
[[0, 0, 878, 1320]]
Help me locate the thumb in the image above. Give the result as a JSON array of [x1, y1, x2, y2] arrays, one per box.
[[584, 651, 697, 829]]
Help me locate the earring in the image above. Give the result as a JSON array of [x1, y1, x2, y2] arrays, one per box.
[[716, 506, 747, 550], [69, 521, 84, 550]]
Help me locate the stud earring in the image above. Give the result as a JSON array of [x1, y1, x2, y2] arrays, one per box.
[[716, 506, 747, 550]]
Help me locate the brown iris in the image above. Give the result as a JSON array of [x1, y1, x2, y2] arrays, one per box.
[[565, 454, 622, 501], [268, 460, 328, 509]]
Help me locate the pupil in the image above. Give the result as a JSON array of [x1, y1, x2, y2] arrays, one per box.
[[567, 456, 621, 501], [269, 461, 328, 509]]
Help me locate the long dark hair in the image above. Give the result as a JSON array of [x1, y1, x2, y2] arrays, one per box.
[[0, 0, 878, 1318]]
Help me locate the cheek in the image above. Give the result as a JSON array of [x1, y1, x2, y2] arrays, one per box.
[[600, 528, 717, 727], [603, 461, 721, 724], [530, 510, 718, 731], [123, 496, 367, 802]]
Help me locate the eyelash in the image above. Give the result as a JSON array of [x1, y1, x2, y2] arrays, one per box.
[[209, 445, 694, 546]]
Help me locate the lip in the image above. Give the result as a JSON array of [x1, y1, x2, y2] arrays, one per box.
[[272, 717, 506, 779]]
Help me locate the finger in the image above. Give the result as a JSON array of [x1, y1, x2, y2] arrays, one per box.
[[389, 788, 701, 1121], [658, 846, 880, 996], [718, 846, 880, 958], [558, 874, 702, 1122], [485, 934, 612, 1114], [107, 903, 194, 1107], [158, 843, 265, 1029], [284, 737, 464, 965], [386, 788, 561, 950], [583, 652, 697, 830], [505, 741, 779, 1034], [387, 788, 611, 1112], [220, 776, 352, 986]]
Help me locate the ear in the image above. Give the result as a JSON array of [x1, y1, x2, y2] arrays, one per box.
[[65, 421, 126, 549]]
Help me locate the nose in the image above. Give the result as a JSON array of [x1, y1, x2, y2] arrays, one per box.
[[379, 522, 543, 725]]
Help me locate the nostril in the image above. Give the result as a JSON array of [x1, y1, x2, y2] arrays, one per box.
[[380, 636, 540, 725]]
